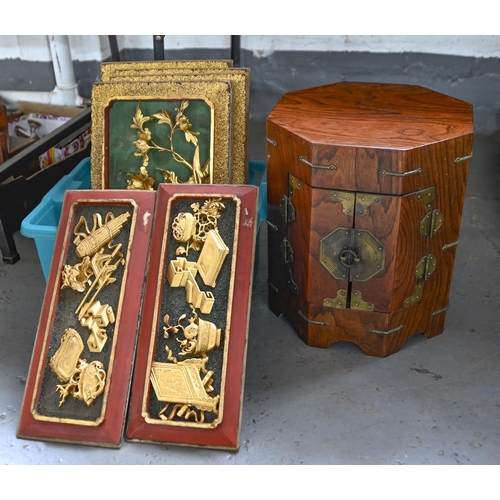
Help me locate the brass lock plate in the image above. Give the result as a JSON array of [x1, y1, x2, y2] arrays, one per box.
[[320, 227, 386, 282], [319, 228, 352, 281]]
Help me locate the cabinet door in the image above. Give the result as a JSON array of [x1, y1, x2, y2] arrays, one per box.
[[349, 191, 400, 312], [293, 185, 430, 314], [290, 180, 352, 306], [306, 188, 400, 312]]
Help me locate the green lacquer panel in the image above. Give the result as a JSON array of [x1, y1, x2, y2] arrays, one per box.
[[107, 99, 213, 188]]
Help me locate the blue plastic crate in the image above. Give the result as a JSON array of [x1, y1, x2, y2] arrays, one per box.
[[21, 157, 267, 282], [20, 157, 91, 280], [248, 160, 267, 228]]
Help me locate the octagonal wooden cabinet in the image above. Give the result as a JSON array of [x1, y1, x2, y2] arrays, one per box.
[[266, 82, 474, 357]]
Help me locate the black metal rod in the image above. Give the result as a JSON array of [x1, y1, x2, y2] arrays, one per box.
[[230, 36, 241, 66], [108, 35, 120, 62], [153, 35, 165, 60]]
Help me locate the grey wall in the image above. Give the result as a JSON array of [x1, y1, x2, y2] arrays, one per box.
[[241, 50, 500, 133]]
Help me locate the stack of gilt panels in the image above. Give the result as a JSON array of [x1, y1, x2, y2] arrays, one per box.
[[91, 59, 250, 188]]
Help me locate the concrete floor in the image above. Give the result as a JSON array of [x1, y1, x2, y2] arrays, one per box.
[[1, 131, 499, 465]]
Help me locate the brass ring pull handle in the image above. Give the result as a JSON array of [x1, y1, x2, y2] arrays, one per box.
[[379, 168, 422, 177], [297, 310, 329, 326], [299, 156, 337, 170], [454, 154, 473, 163], [339, 248, 360, 268], [367, 325, 404, 335]]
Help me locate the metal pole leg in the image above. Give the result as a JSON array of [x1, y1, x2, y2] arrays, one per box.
[[153, 36, 165, 60], [0, 218, 20, 264]]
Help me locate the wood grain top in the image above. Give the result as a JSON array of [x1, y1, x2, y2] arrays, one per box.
[[267, 82, 474, 149]]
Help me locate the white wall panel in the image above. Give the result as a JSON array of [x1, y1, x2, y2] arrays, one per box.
[[8, 35, 50, 61], [67, 36, 106, 61], [118, 35, 230, 50], [0, 36, 22, 59], [0, 35, 104, 61], [1, 35, 500, 61], [242, 35, 500, 59]]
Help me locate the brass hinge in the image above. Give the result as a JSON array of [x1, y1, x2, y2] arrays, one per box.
[[350, 290, 374, 311], [404, 283, 425, 308], [281, 238, 294, 264], [287, 268, 298, 294], [324, 290, 348, 309], [355, 194, 382, 217], [289, 174, 302, 197], [415, 187, 436, 211], [324, 290, 373, 311], [330, 191, 382, 217], [415, 254, 437, 281], [420, 210, 443, 237], [279, 195, 295, 223], [405, 254, 437, 308], [330, 190, 355, 216]]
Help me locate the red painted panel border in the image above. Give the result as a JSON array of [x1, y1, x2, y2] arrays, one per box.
[[126, 184, 258, 450], [17, 190, 155, 448]]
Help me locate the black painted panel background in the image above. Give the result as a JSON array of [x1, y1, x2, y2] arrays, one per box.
[[148, 197, 237, 424], [36, 202, 133, 422]]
